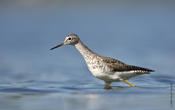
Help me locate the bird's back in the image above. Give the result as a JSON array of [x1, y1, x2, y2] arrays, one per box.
[[101, 56, 154, 74]]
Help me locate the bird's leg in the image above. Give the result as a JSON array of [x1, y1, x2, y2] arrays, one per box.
[[120, 79, 136, 87], [104, 81, 112, 89]]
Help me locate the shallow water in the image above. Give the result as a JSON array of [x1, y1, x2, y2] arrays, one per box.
[[0, 80, 174, 110], [0, 0, 175, 110]]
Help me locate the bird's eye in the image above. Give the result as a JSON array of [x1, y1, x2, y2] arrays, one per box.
[[68, 38, 72, 40]]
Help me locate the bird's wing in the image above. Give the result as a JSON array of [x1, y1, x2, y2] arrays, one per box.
[[101, 56, 154, 73]]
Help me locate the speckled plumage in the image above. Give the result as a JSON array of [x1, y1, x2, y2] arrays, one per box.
[[50, 34, 154, 88], [75, 40, 153, 82]]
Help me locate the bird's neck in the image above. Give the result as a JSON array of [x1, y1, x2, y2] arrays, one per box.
[[75, 41, 97, 60]]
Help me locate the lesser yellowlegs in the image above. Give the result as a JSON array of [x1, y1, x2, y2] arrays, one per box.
[[50, 34, 154, 89]]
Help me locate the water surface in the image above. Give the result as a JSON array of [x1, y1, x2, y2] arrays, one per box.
[[0, 0, 175, 110]]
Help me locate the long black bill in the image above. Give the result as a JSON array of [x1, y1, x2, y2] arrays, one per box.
[[50, 42, 64, 50]]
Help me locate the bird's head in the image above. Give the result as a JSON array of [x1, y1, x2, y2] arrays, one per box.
[[50, 33, 80, 50]]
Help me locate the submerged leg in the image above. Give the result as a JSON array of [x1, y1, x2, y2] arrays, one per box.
[[104, 81, 112, 89], [120, 79, 136, 87]]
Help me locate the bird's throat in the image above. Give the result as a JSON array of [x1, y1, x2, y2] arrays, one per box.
[[75, 41, 96, 61]]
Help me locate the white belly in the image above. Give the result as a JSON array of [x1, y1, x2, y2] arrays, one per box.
[[87, 63, 119, 81], [88, 64, 141, 82]]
